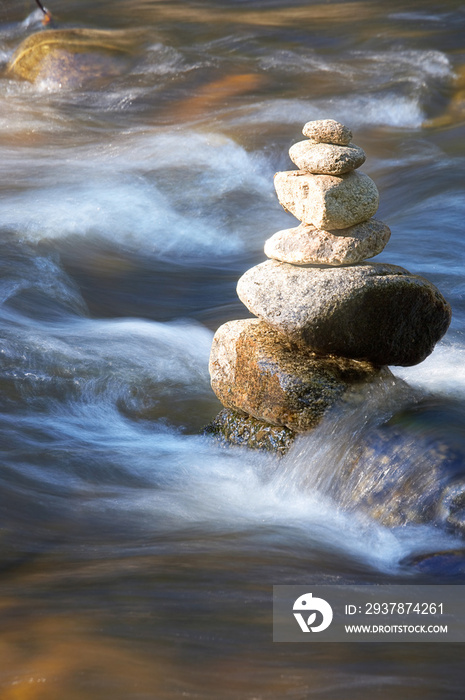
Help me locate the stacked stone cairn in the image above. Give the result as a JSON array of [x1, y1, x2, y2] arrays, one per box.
[[206, 120, 452, 454]]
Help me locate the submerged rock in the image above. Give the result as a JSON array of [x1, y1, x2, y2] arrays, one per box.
[[329, 397, 465, 534], [237, 260, 451, 366], [302, 119, 352, 145], [264, 218, 391, 266], [403, 550, 465, 576], [288, 141, 366, 175], [209, 318, 387, 431], [204, 408, 295, 456], [274, 170, 379, 229], [7, 28, 133, 87]]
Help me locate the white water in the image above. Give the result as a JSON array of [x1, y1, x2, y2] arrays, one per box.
[[1, 2, 465, 697], [0, 58, 463, 574]]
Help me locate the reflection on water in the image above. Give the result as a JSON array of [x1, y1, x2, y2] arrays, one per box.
[[0, 0, 465, 697]]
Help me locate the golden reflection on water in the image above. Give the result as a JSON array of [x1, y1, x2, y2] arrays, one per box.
[[0, 612, 167, 699], [169, 73, 265, 122], [134, 1, 380, 27]]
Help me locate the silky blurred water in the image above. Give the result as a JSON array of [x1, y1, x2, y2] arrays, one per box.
[[0, 1, 464, 697]]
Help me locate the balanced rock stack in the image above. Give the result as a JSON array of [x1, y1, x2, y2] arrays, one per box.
[[207, 120, 451, 452]]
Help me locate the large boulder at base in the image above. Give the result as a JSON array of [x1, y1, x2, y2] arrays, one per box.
[[209, 318, 389, 431], [204, 408, 295, 456], [288, 141, 366, 175], [302, 119, 352, 145], [274, 170, 379, 229], [237, 260, 452, 366], [7, 28, 133, 87], [264, 218, 390, 266]]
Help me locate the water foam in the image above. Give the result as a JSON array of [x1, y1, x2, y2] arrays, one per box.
[[259, 48, 451, 83], [2, 314, 214, 407], [393, 340, 465, 398], [0, 130, 273, 259], [230, 94, 425, 129], [88, 425, 461, 572]]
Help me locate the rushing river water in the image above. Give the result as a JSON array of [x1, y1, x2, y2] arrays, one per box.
[[0, 0, 465, 697]]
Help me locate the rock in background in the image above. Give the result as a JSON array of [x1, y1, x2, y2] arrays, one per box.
[[7, 28, 134, 88]]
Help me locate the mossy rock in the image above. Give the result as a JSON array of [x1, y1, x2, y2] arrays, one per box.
[[204, 408, 295, 456], [7, 28, 133, 87]]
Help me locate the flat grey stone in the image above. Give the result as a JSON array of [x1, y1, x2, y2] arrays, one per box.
[[302, 119, 352, 145], [236, 261, 452, 366], [209, 318, 386, 431], [264, 218, 391, 266], [274, 170, 379, 229], [289, 141, 366, 175]]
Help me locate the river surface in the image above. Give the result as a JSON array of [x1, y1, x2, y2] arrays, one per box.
[[0, 0, 465, 697]]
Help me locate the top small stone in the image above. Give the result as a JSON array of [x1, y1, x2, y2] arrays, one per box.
[[302, 119, 352, 146]]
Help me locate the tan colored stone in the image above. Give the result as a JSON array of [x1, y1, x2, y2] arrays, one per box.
[[289, 140, 366, 174], [7, 28, 133, 87], [264, 218, 391, 266], [302, 119, 352, 145], [274, 170, 379, 229], [236, 261, 452, 366], [209, 319, 386, 431]]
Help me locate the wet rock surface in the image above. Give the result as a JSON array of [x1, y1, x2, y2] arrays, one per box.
[[403, 550, 465, 576], [7, 28, 133, 87], [328, 397, 465, 533], [203, 408, 295, 456], [209, 318, 387, 431]]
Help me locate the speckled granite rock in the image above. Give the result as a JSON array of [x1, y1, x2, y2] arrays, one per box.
[[209, 318, 387, 431], [289, 141, 366, 175], [274, 170, 379, 229], [237, 261, 452, 366], [264, 218, 391, 266], [203, 408, 295, 456], [302, 119, 352, 145]]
